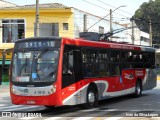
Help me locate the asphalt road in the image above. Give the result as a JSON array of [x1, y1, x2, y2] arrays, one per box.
[[0, 81, 160, 120]]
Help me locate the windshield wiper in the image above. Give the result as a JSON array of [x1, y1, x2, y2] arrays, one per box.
[[20, 58, 28, 75], [35, 49, 48, 60]]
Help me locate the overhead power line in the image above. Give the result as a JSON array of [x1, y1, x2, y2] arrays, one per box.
[[83, 0, 108, 11], [82, 0, 128, 18], [96, 0, 133, 15]]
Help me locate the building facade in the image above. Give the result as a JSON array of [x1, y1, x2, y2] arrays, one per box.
[[0, 0, 17, 83], [120, 21, 150, 46]]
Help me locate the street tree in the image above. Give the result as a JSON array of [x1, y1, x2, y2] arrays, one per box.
[[133, 0, 160, 44]]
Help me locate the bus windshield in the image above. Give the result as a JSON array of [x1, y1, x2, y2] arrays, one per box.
[[12, 50, 59, 83]]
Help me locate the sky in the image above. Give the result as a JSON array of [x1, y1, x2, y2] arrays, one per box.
[[6, 0, 149, 23]]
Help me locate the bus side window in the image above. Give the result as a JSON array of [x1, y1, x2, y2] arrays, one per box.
[[110, 50, 121, 76], [99, 49, 109, 77], [133, 52, 144, 68], [149, 52, 155, 66], [134, 55, 140, 62], [73, 48, 83, 82], [82, 48, 99, 78], [121, 51, 132, 69]]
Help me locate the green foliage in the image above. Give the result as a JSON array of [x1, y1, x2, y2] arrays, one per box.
[[2, 74, 9, 82], [133, 0, 160, 43]]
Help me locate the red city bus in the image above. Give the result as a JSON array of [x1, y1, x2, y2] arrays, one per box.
[[10, 36, 157, 108]]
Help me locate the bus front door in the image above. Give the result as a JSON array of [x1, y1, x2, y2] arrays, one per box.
[[62, 46, 83, 105]]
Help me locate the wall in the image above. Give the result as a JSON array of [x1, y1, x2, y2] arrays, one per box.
[[73, 9, 110, 38], [0, 8, 74, 42], [124, 21, 150, 46]]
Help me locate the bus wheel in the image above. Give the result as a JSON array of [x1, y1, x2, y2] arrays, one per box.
[[85, 86, 98, 109], [134, 80, 142, 97]]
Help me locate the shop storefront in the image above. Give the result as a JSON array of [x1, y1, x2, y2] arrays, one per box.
[[0, 44, 13, 85]]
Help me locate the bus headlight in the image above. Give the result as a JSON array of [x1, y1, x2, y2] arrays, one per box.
[[11, 86, 16, 94], [48, 85, 56, 95]]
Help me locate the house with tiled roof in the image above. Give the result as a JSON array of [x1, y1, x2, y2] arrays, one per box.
[[0, 0, 17, 83]]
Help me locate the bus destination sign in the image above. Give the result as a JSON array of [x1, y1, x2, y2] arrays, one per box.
[[15, 41, 61, 49]]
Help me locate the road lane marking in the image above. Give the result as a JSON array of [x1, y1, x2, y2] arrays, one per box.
[[19, 117, 37, 120], [0, 104, 7, 107], [2, 106, 40, 111], [0, 105, 25, 109], [80, 108, 99, 112], [44, 117, 63, 120], [99, 109, 118, 111], [0, 92, 10, 96], [104, 117, 123, 120], [72, 117, 94, 120], [130, 110, 141, 111]]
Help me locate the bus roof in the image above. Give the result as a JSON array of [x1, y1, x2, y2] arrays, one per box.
[[62, 37, 155, 52], [14, 36, 155, 52]]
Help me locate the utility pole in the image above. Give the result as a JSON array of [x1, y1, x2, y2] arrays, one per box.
[[86, 5, 126, 31], [110, 9, 112, 41], [149, 18, 152, 46], [131, 18, 134, 44], [35, 0, 39, 37]]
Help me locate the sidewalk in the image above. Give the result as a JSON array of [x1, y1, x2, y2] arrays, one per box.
[[0, 84, 9, 93]]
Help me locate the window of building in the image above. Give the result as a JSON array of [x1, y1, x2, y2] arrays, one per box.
[[63, 23, 69, 30], [99, 26, 104, 34], [39, 23, 59, 37], [2, 19, 25, 43], [140, 36, 149, 42]]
